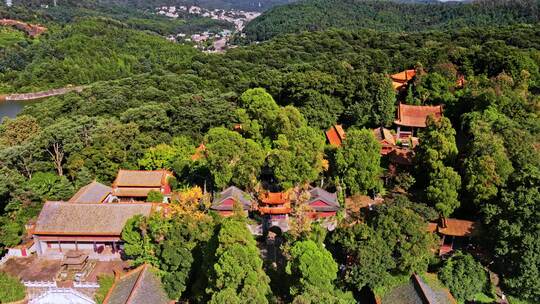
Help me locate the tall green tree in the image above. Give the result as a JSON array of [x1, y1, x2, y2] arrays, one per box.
[[335, 129, 382, 195], [206, 217, 272, 303], [484, 185, 540, 302], [121, 212, 215, 300], [438, 252, 488, 302], [268, 126, 325, 189], [462, 119, 513, 205], [371, 205, 438, 275], [205, 127, 265, 189], [416, 116, 458, 169], [366, 73, 396, 127], [426, 162, 461, 217], [333, 205, 437, 291], [332, 223, 395, 290]]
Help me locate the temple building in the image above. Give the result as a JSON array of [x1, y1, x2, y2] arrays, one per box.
[[111, 170, 173, 202], [428, 218, 480, 256], [103, 264, 171, 304], [32, 201, 155, 260], [306, 187, 340, 218], [325, 124, 346, 147], [211, 186, 254, 217], [390, 69, 416, 91], [69, 181, 112, 204], [394, 103, 443, 141], [372, 127, 396, 155], [259, 192, 292, 232]]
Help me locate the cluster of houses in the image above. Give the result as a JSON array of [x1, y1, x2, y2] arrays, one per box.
[[157, 5, 259, 52], [0, 68, 478, 303], [156, 6, 260, 32]]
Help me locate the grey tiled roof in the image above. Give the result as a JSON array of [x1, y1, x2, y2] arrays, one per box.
[[105, 264, 169, 304], [307, 187, 339, 212], [34, 201, 153, 235], [211, 186, 253, 211], [69, 181, 112, 203]]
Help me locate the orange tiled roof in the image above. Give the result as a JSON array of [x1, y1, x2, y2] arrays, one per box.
[[261, 192, 288, 205], [390, 69, 416, 83], [326, 125, 346, 147], [427, 222, 438, 233], [438, 218, 478, 237], [394, 103, 443, 128], [392, 81, 406, 90], [258, 206, 292, 215]]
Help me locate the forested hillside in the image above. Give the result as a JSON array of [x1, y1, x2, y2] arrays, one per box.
[[0, 18, 198, 92], [244, 0, 539, 40], [0, 2, 539, 303], [0, 1, 233, 35], [9, 0, 294, 11]]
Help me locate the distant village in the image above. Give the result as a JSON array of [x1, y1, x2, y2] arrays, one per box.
[[156, 6, 260, 52], [0, 69, 474, 304]]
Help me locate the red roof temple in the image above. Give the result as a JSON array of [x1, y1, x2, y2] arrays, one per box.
[[395, 103, 443, 128], [390, 69, 416, 91], [258, 192, 291, 215], [325, 125, 346, 147]]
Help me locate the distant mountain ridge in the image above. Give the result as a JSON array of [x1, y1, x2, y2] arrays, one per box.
[[243, 0, 538, 40]]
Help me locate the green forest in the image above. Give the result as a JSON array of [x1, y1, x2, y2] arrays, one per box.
[[0, 0, 539, 303], [244, 0, 539, 41]]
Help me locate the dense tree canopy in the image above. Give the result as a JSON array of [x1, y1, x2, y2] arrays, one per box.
[[244, 0, 538, 41], [0, 2, 539, 302], [335, 129, 382, 195], [206, 217, 272, 303], [438, 251, 488, 302], [333, 205, 438, 291], [205, 127, 265, 190], [0, 271, 26, 303]]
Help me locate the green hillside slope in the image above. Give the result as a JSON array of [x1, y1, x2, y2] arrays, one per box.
[[244, 0, 539, 41]]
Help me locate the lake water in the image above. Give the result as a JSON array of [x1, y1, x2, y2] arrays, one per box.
[[0, 101, 28, 122]]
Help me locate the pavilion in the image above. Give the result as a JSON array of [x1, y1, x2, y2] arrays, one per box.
[[394, 103, 443, 141]]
